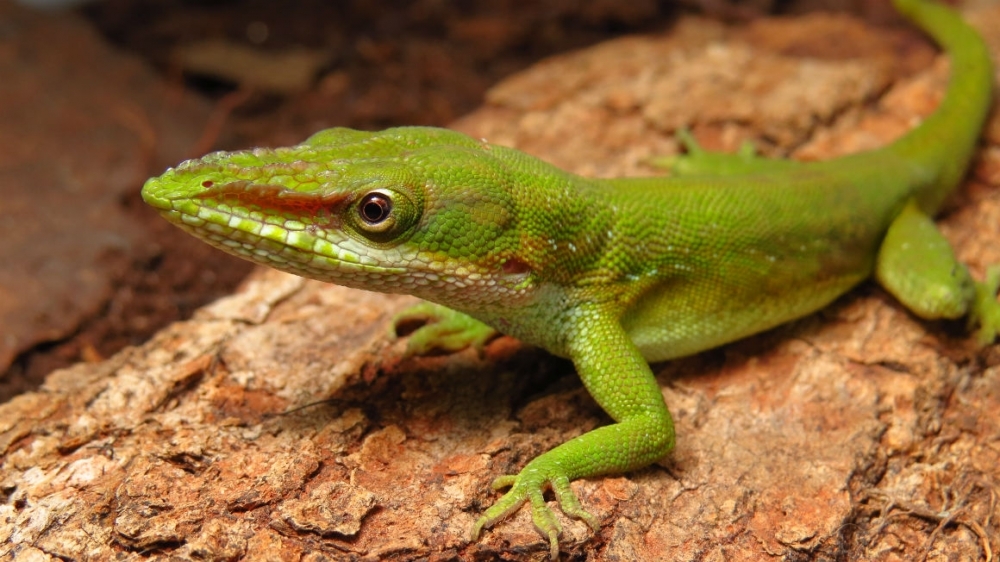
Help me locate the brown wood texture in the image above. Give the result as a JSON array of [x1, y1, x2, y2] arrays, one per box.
[[3, 3, 1000, 560]]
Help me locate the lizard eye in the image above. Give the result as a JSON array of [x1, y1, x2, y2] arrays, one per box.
[[349, 188, 418, 243], [359, 192, 392, 226]]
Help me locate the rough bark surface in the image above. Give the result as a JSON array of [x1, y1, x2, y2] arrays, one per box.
[[0, 2, 213, 378], [3, 3, 1000, 561]]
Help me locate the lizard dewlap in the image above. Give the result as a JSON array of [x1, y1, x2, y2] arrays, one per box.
[[142, 0, 999, 557]]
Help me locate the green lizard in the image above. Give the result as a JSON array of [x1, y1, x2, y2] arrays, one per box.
[[142, 0, 999, 557]]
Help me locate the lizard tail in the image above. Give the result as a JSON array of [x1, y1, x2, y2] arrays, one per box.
[[888, 0, 994, 213]]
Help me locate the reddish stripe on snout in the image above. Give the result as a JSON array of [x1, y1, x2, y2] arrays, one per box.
[[193, 181, 352, 219]]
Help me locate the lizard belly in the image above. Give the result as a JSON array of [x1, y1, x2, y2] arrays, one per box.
[[622, 271, 866, 362]]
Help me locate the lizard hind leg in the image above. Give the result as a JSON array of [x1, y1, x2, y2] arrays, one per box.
[[648, 128, 802, 177], [875, 200, 999, 345], [971, 266, 1000, 345]]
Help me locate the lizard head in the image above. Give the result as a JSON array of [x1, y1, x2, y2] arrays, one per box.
[[141, 126, 544, 306]]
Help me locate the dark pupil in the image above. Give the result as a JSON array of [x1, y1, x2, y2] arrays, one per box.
[[360, 194, 391, 224]]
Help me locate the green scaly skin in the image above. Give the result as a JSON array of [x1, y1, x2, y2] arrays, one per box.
[[141, 0, 998, 557]]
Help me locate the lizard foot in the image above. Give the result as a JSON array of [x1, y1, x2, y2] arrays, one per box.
[[392, 302, 497, 356], [971, 265, 1000, 346], [648, 128, 768, 176], [471, 464, 599, 560]]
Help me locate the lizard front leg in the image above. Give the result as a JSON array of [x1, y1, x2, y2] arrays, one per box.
[[472, 303, 675, 559], [393, 302, 498, 356]]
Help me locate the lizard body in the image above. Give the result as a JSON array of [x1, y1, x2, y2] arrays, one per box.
[[142, 0, 999, 557]]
